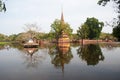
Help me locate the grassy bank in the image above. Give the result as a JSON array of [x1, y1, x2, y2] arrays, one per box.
[[0, 42, 10, 45]]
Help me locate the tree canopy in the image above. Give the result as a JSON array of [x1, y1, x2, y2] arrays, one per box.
[[49, 19, 73, 40], [77, 17, 104, 39], [0, 33, 9, 41], [77, 24, 89, 39], [113, 23, 120, 41]]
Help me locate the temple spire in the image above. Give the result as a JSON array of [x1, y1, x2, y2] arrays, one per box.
[[60, 8, 65, 30], [61, 4, 64, 22], [61, 11, 64, 23]]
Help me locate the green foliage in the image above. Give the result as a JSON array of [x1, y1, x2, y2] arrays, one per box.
[[0, 42, 10, 45], [77, 24, 89, 39], [77, 17, 104, 39], [36, 33, 49, 40], [100, 32, 114, 40], [9, 34, 18, 41], [85, 17, 104, 39], [14, 32, 41, 41], [0, 33, 8, 41], [71, 33, 79, 40], [0, 32, 50, 42], [49, 19, 73, 39], [113, 24, 120, 41]]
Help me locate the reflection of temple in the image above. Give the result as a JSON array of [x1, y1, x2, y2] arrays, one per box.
[[23, 48, 39, 68], [24, 48, 38, 56], [58, 11, 70, 43], [50, 43, 73, 73], [58, 43, 70, 54]]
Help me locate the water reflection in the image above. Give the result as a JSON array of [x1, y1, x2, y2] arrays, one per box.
[[24, 48, 38, 56], [0, 45, 5, 50], [100, 42, 120, 50], [77, 44, 104, 66], [0, 45, 10, 50], [22, 48, 40, 68], [0, 43, 120, 80], [49, 43, 73, 72]]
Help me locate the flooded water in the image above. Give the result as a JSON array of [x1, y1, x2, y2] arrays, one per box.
[[0, 43, 120, 80]]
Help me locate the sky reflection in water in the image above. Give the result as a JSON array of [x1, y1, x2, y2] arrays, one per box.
[[0, 43, 120, 80]]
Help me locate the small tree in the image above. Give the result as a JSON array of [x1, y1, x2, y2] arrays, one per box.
[[77, 24, 89, 39], [113, 23, 120, 41], [0, 33, 8, 41]]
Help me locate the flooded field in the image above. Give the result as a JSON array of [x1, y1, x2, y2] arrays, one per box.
[[0, 42, 120, 80]]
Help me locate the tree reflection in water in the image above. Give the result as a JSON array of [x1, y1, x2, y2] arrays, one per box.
[[23, 48, 40, 68], [77, 44, 104, 66], [49, 43, 73, 72]]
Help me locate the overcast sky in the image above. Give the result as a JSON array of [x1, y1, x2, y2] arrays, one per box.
[[0, 0, 117, 35]]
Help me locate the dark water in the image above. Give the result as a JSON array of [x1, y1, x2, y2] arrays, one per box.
[[0, 43, 120, 80]]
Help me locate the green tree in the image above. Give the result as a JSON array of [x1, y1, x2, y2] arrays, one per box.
[[113, 23, 120, 41], [0, 33, 8, 41], [0, 0, 6, 12], [8, 34, 18, 41], [100, 32, 114, 40], [77, 24, 89, 39], [85, 17, 104, 39], [77, 17, 104, 40], [49, 19, 73, 40]]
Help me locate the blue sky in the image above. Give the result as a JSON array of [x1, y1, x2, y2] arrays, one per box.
[[0, 0, 117, 35]]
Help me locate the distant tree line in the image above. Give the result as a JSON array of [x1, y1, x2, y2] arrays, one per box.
[[0, 18, 116, 42]]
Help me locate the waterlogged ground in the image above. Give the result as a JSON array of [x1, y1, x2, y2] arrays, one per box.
[[0, 43, 120, 80]]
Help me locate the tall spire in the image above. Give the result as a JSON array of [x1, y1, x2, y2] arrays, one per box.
[[60, 7, 65, 30], [61, 2, 64, 22], [61, 11, 64, 23]]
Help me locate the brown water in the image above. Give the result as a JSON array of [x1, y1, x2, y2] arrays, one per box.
[[0, 43, 120, 80]]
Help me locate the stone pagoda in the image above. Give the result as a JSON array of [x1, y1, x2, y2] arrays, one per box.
[[58, 11, 70, 43]]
